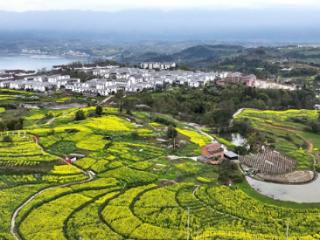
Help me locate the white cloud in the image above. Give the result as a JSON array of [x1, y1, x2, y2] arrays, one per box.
[[0, 0, 319, 12]]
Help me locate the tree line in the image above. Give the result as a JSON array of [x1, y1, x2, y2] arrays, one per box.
[[121, 85, 318, 128], [0, 118, 24, 131]]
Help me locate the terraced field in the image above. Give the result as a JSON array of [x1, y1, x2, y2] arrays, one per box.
[[235, 109, 320, 170], [1, 105, 320, 239], [0, 134, 58, 171]]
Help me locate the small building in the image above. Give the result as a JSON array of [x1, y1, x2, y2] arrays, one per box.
[[64, 156, 77, 164], [224, 151, 239, 160], [200, 143, 224, 164]]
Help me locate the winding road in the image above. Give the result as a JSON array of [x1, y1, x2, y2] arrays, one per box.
[[10, 137, 97, 240], [10, 169, 96, 240]]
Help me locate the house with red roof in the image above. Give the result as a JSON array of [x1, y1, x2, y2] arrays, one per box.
[[199, 143, 224, 165]]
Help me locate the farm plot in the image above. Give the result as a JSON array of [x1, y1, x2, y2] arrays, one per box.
[[18, 178, 120, 239], [235, 109, 319, 170], [65, 191, 122, 240], [19, 192, 93, 239], [2, 107, 320, 240], [133, 184, 188, 229], [177, 128, 211, 147], [239, 149, 296, 175], [0, 184, 47, 240], [0, 134, 58, 169], [200, 185, 320, 238], [75, 140, 165, 173], [101, 184, 186, 239]]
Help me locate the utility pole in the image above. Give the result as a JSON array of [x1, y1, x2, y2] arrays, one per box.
[[286, 221, 290, 240], [187, 207, 190, 240]]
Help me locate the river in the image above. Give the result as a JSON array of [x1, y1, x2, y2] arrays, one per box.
[[0, 55, 86, 71], [246, 176, 320, 203]]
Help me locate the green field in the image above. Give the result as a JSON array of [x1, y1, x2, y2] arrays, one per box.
[[0, 104, 320, 240], [235, 108, 320, 170]]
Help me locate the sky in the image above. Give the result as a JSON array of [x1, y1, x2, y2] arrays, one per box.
[[1, 0, 320, 12], [0, 0, 320, 43]]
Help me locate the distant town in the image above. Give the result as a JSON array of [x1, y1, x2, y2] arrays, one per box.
[[0, 62, 297, 96]]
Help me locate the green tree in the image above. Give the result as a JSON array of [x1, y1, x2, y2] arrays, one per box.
[[95, 105, 103, 116], [3, 135, 12, 143], [45, 112, 54, 119], [75, 110, 86, 121], [167, 126, 178, 150]]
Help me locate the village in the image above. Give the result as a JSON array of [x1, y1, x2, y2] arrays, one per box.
[[0, 62, 297, 96]]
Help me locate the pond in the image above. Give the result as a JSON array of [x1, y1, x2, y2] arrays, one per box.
[[246, 176, 320, 203], [231, 133, 247, 146]]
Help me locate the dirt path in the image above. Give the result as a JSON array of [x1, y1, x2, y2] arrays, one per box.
[[232, 108, 245, 119], [99, 95, 113, 105], [45, 117, 55, 125], [229, 108, 245, 127], [168, 155, 198, 161]]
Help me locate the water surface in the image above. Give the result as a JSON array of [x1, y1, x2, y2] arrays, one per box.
[[246, 176, 320, 203], [0, 55, 85, 71]]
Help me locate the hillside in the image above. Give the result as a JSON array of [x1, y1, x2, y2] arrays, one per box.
[[0, 90, 320, 239], [123, 44, 243, 65]]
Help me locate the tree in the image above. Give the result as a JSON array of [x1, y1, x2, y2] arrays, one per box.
[[45, 112, 54, 119], [167, 126, 178, 150], [3, 136, 12, 143], [119, 102, 124, 113], [310, 121, 320, 134], [232, 120, 253, 137], [75, 110, 86, 121], [131, 131, 139, 139], [218, 160, 243, 184], [95, 105, 103, 116]]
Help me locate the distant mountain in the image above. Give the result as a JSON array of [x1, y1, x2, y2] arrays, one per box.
[[1, 10, 320, 43], [120, 44, 244, 66], [172, 45, 243, 63]]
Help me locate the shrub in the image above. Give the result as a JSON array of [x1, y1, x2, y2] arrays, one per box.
[[64, 128, 80, 133], [45, 112, 54, 119], [75, 110, 86, 121], [154, 117, 176, 127], [131, 131, 139, 139], [167, 126, 178, 140], [95, 105, 103, 116], [232, 120, 253, 137], [2, 136, 12, 143], [310, 121, 320, 133], [0, 118, 24, 131]]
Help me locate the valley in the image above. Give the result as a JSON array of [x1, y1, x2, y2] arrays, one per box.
[[0, 88, 319, 239]]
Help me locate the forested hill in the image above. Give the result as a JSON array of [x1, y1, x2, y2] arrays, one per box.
[[121, 85, 318, 127], [121, 44, 244, 65]]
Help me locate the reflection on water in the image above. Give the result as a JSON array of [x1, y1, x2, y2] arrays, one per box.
[[0, 55, 86, 71], [246, 176, 320, 203], [231, 133, 247, 146]]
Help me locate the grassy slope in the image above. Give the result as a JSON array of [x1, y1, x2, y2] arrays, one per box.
[[1, 103, 320, 239], [236, 108, 320, 170]]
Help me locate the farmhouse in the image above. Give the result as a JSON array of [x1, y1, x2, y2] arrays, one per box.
[[216, 72, 256, 87], [199, 143, 224, 165]]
